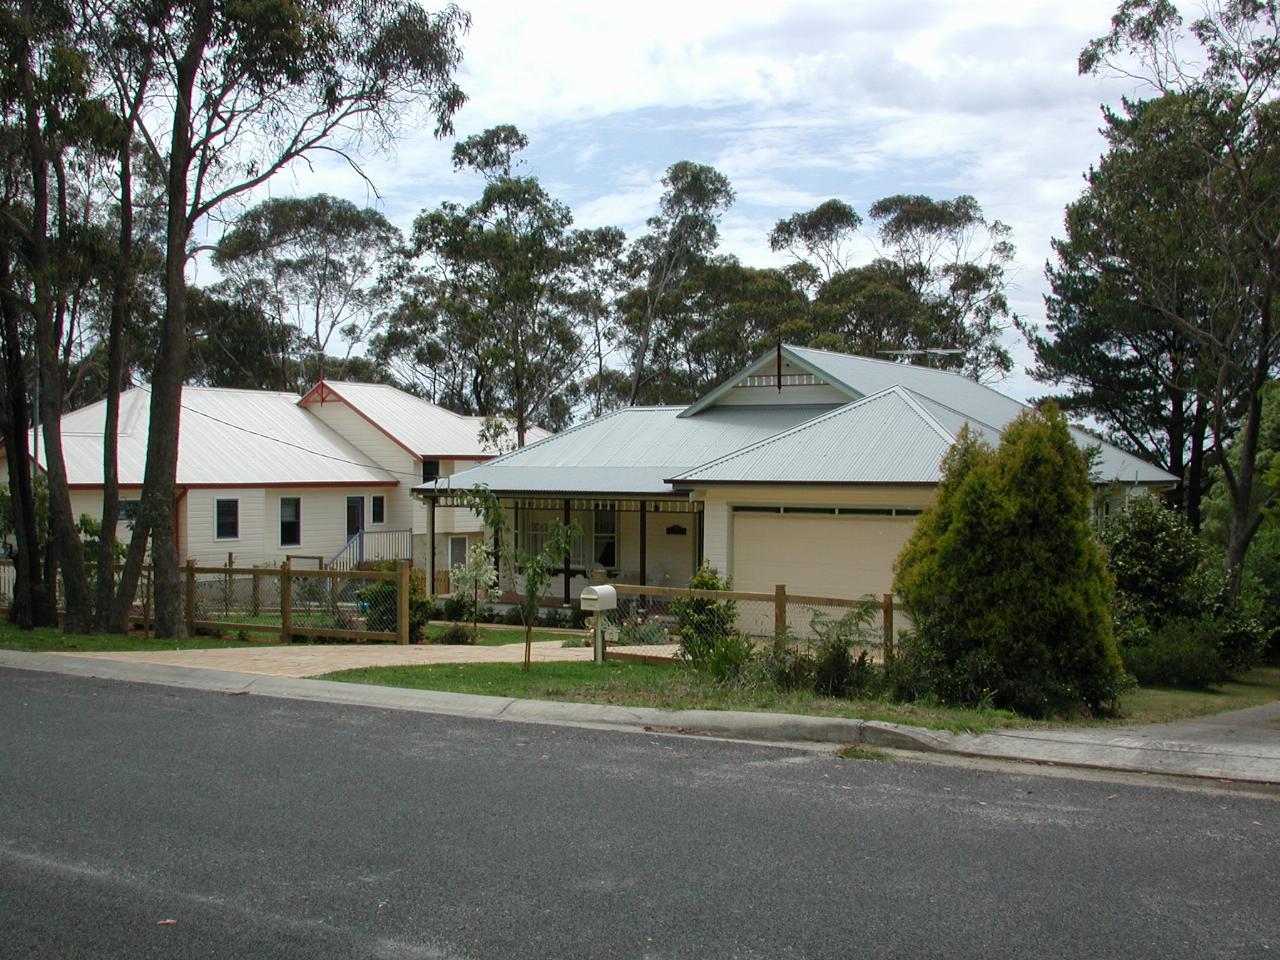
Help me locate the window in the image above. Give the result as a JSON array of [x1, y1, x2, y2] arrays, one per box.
[[422, 459, 440, 483], [593, 508, 617, 568], [280, 497, 301, 547], [119, 500, 141, 524], [215, 499, 239, 540], [372, 495, 385, 524]]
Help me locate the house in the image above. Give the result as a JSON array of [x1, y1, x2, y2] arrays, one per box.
[[6, 381, 546, 581], [417, 345, 1178, 605]]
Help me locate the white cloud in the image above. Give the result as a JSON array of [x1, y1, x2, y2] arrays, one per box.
[[249, 0, 1148, 402]]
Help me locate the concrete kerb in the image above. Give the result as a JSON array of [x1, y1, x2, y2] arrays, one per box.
[[0, 649, 955, 752], [2, 649, 1276, 785]]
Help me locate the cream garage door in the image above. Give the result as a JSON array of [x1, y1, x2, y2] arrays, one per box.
[[731, 512, 917, 599]]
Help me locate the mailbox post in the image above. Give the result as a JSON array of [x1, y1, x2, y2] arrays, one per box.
[[579, 584, 617, 665]]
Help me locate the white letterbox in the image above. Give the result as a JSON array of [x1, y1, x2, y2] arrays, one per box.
[[579, 584, 617, 612]]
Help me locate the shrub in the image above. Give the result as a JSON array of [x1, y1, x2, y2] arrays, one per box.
[[671, 564, 738, 665], [809, 606, 881, 698], [356, 567, 432, 643], [434, 623, 476, 645], [499, 604, 526, 626], [616, 619, 669, 645], [1122, 618, 1224, 688], [699, 632, 755, 683], [441, 593, 468, 623], [536, 607, 569, 629], [893, 409, 1126, 718], [1104, 498, 1265, 682]]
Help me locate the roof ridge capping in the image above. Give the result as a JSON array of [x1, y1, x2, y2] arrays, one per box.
[[667, 386, 942, 482]]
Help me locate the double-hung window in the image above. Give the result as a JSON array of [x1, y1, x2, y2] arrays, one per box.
[[215, 499, 239, 540], [280, 497, 301, 547]]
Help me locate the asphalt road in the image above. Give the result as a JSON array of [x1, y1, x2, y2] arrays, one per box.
[[0, 668, 1276, 960]]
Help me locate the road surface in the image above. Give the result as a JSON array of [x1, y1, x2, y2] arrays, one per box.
[[0, 667, 1275, 959]]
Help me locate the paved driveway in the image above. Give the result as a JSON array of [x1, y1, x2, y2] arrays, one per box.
[[60, 641, 609, 678]]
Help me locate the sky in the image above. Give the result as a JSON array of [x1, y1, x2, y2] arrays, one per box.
[[259, 0, 1152, 403]]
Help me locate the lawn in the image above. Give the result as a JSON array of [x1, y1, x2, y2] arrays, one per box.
[[0, 620, 255, 653], [318, 661, 1280, 735]]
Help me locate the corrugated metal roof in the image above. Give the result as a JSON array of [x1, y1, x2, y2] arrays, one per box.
[[309, 381, 550, 457], [36, 386, 398, 486], [671, 388, 955, 484], [786, 346, 1178, 485], [423, 405, 832, 495]]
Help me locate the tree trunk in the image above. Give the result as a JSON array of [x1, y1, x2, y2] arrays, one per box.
[[0, 253, 51, 628], [96, 128, 135, 632], [1222, 294, 1274, 595], [18, 21, 91, 632], [118, 5, 213, 637], [1185, 395, 1207, 533]]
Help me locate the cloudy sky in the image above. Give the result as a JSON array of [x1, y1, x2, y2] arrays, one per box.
[[265, 0, 1150, 402]]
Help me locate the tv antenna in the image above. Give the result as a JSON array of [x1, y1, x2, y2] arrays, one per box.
[[878, 348, 964, 368]]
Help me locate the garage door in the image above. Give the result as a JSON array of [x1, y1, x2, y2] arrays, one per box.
[[731, 511, 917, 600]]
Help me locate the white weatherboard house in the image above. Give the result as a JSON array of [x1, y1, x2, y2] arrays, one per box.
[[418, 345, 1178, 606], [7, 381, 546, 582]]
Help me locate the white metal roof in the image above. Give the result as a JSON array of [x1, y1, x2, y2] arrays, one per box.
[[431, 344, 1178, 496], [423, 405, 832, 495], [305, 381, 550, 458], [34, 386, 398, 487], [671, 388, 956, 484], [685, 345, 1177, 485]]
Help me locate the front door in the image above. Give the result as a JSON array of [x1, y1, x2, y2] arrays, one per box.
[[346, 496, 364, 538]]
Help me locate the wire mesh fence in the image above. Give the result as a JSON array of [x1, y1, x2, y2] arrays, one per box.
[[595, 584, 900, 660], [0, 558, 409, 642]]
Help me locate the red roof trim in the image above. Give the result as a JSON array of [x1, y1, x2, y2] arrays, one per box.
[[68, 480, 398, 491], [298, 382, 423, 461]]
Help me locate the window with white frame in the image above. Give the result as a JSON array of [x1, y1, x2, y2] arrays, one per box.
[[215, 499, 239, 540], [280, 497, 301, 547], [118, 499, 141, 524], [372, 495, 385, 524]]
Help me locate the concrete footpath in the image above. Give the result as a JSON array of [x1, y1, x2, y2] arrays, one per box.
[[2, 648, 1278, 786]]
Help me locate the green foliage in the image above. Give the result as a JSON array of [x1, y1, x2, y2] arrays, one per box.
[[696, 633, 756, 684], [1103, 496, 1265, 683], [1103, 495, 1206, 625], [671, 564, 738, 666], [893, 410, 1126, 718], [434, 623, 475, 645], [1121, 618, 1225, 690], [616, 619, 669, 646], [356, 564, 431, 643]]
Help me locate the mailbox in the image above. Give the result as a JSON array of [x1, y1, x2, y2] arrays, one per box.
[[579, 584, 617, 612]]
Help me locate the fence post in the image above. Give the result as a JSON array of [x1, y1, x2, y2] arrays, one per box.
[[280, 560, 292, 644], [224, 551, 233, 617], [185, 559, 196, 635], [250, 567, 261, 617], [882, 593, 894, 663], [397, 559, 411, 645], [774, 584, 787, 638]]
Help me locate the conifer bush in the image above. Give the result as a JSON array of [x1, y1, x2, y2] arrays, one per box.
[[892, 407, 1126, 718]]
